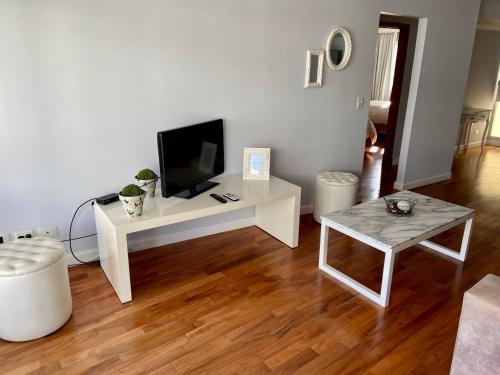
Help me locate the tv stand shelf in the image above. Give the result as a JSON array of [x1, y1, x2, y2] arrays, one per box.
[[94, 174, 301, 303]]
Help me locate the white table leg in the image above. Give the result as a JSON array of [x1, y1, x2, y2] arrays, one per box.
[[419, 217, 474, 262], [255, 190, 301, 248], [464, 122, 472, 150], [318, 221, 329, 268], [95, 207, 132, 303], [459, 217, 474, 261], [457, 122, 465, 153], [318, 222, 395, 307], [480, 117, 491, 154], [380, 251, 396, 306]]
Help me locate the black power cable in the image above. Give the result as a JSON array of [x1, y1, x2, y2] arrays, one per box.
[[69, 198, 98, 265], [61, 233, 96, 242], [68, 178, 160, 265]]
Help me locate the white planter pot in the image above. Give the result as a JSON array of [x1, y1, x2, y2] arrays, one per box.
[[136, 178, 156, 198], [119, 193, 147, 217]]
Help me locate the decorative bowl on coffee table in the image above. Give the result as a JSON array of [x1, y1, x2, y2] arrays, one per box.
[[383, 197, 418, 217]]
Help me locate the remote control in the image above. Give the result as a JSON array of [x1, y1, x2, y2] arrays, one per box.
[[222, 193, 239, 202], [210, 193, 227, 203]]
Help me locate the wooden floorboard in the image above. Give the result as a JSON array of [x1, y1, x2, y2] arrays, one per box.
[[1, 146, 500, 374]]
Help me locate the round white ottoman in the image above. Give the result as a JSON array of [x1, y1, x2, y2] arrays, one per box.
[[313, 171, 359, 223], [0, 238, 72, 342]]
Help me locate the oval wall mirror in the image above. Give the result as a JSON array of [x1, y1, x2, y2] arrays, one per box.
[[326, 27, 352, 70]]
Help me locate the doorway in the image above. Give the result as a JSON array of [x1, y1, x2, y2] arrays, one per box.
[[361, 14, 417, 201]]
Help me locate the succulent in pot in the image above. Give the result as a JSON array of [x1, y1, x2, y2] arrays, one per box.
[[119, 184, 147, 217], [135, 168, 158, 198]]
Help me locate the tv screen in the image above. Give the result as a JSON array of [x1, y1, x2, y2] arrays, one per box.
[[157, 119, 224, 198]]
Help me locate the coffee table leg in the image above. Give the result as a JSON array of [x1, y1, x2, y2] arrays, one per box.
[[459, 218, 474, 261], [380, 251, 396, 306], [419, 217, 474, 262], [318, 220, 395, 307], [318, 220, 329, 268]]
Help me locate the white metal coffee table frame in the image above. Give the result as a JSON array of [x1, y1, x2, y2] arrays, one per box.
[[319, 214, 474, 307]]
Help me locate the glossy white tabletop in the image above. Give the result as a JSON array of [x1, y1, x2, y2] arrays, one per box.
[[95, 174, 301, 234]]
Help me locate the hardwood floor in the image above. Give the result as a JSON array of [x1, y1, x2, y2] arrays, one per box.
[[2, 146, 500, 374], [360, 144, 398, 202]]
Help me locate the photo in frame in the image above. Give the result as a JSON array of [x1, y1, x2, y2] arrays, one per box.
[[243, 147, 270, 180]]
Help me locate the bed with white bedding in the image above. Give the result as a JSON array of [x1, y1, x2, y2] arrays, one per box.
[[369, 100, 391, 125], [365, 100, 390, 145]]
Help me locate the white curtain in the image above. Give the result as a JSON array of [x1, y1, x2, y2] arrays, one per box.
[[371, 29, 399, 101]]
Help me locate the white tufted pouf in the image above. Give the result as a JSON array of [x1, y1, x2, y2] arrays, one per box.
[[313, 171, 359, 223], [0, 238, 72, 342]]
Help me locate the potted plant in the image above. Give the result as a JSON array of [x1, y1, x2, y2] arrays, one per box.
[[135, 168, 158, 198], [119, 184, 147, 217]]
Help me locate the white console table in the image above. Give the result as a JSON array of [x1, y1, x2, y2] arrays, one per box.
[[94, 174, 301, 303], [458, 107, 492, 153]]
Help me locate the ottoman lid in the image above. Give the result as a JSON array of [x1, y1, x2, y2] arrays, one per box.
[[317, 171, 359, 186], [0, 238, 65, 277]]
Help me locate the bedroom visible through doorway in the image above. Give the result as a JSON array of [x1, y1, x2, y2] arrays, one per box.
[[361, 13, 418, 201]]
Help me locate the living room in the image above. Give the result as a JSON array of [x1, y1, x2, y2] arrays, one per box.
[[1, 0, 499, 373]]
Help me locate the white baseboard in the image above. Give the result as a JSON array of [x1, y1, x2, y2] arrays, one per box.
[[393, 172, 452, 191], [66, 203, 313, 266], [66, 248, 100, 266], [487, 138, 500, 146], [300, 204, 313, 215], [455, 141, 482, 151], [393, 181, 404, 191], [65, 217, 254, 266]]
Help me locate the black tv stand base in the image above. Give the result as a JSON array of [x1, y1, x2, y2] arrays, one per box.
[[174, 180, 219, 199]]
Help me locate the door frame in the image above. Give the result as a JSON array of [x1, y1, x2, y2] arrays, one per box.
[[378, 20, 410, 167]]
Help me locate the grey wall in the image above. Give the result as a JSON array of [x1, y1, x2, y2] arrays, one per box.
[[465, 30, 500, 108], [463, 29, 500, 144], [396, 8, 479, 186], [0, 0, 480, 256], [481, 0, 500, 20]]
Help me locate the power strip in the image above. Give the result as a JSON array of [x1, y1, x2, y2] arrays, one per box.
[[0, 233, 10, 244]]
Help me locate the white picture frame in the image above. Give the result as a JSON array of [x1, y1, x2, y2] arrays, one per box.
[[243, 147, 271, 180], [304, 49, 325, 88]]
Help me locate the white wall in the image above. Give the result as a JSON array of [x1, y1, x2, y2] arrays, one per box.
[[0, 0, 480, 256]]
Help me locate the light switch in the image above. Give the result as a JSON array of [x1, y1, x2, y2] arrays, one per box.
[[356, 96, 365, 110]]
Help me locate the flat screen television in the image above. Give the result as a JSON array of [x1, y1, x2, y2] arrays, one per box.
[[157, 119, 224, 199]]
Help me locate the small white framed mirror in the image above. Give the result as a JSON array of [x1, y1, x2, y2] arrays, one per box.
[[326, 27, 352, 70], [304, 49, 325, 88]]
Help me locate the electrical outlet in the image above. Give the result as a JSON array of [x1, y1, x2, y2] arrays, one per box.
[[0, 233, 10, 244], [36, 226, 59, 239], [13, 229, 34, 240]]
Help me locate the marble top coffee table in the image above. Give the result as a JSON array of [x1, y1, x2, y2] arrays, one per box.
[[319, 191, 475, 307]]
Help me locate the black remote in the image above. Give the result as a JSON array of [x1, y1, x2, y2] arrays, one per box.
[[210, 193, 227, 203]]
